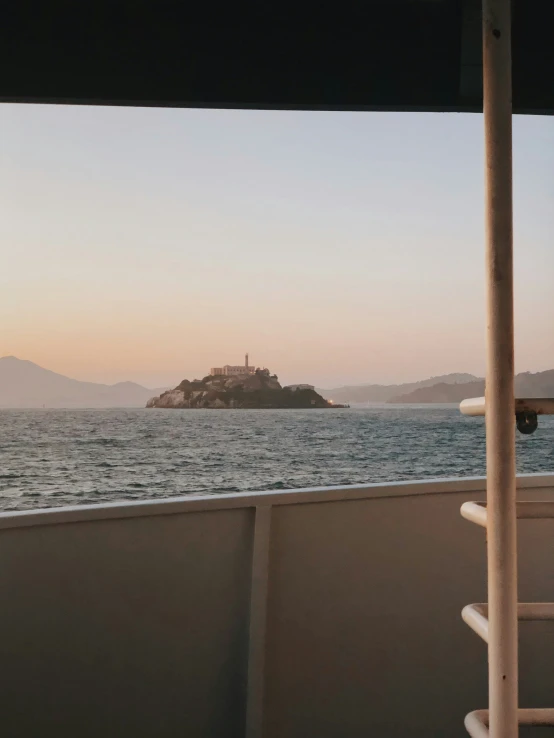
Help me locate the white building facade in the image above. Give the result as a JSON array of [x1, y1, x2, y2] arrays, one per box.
[[210, 354, 256, 377]]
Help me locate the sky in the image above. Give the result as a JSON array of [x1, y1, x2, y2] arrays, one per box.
[[1, 104, 553, 389]]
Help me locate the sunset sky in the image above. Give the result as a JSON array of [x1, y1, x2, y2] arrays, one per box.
[[1, 104, 553, 388]]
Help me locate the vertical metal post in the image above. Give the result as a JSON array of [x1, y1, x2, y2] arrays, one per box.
[[483, 0, 517, 736], [246, 505, 272, 738]]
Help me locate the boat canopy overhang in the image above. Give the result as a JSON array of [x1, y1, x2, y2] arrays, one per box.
[[1, 0, 553, 114]]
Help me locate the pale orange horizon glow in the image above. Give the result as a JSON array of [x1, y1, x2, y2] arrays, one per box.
[[2, 105, 553, 389]]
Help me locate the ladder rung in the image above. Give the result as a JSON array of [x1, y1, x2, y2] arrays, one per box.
[[461, 500, 554, 528], [460, 501, 488, 527], [462, 604, 489, 643], [465, 709, 554, 737], [462, 603, 554, 643]]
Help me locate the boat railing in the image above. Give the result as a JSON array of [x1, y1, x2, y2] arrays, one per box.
[[2, 474, 554, 736]]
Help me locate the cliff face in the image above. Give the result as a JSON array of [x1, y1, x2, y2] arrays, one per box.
[[147, 369, 330, 409], [146, 390, 187, 408]]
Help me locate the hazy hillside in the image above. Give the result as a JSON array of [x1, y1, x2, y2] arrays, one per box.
[[0, 357, 166, 408], [388, 370, 554, 403], [389, 381, 485, 404], [515, 370, 554, 397], [318, 373, 479, 404]]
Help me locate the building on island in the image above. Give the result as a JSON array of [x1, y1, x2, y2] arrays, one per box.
[[210, 354, 257, 377], [285, 384, 315, 391]]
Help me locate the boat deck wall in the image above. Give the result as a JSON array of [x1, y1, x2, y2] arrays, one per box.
[[1, 475, 553, 737]]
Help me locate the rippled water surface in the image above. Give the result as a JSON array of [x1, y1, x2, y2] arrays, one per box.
[[1, 406, 553, 511]]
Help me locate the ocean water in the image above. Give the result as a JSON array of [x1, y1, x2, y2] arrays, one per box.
[[0, 406, 553, 512]]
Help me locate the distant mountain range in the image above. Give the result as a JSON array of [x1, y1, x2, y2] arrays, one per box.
[[321, 370, 554, 404], [388, 370, 554, 404], [388, 381, 485, 404], [3, 357, 553, 408], [0, 357, 167, 408], [318, 373, 479, 404]]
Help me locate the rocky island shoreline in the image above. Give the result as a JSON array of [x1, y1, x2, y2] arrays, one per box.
[[147, 369, 332, 409]]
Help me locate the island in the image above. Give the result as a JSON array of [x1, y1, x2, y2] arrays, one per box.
[[146, 368, 332, 409]]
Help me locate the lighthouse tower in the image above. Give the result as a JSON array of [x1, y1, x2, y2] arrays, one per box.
[[245, 353, 249, 370]]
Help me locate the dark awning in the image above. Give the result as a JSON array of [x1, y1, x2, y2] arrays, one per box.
[[1, 0, 553, 114]]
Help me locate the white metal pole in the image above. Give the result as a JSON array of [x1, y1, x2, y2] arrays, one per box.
[[482, 0, 518, 735]]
